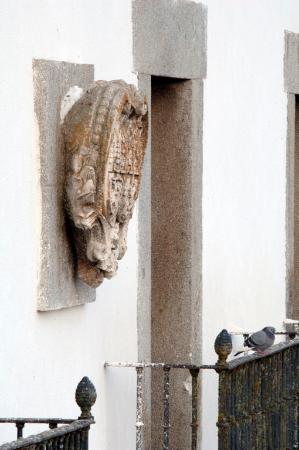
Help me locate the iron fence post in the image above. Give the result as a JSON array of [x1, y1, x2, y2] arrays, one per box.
[[16, 421, 24, 439], [189, 368, 199, 450], [163, 366, 171, 450], [136, 366, 144, 450]]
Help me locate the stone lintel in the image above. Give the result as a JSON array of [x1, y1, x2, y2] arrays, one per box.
[[133, 0, 207, 80], [285, 31, 299, 94]]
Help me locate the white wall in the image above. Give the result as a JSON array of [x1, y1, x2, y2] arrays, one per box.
[[3, 1, 299, 449], [0, 1, 138, 448], [201, 0, 299, 447]]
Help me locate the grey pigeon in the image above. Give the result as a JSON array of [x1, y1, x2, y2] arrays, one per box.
[[234, 326, 276, 356]]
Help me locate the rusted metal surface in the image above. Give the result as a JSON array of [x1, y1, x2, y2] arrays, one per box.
[[104, 361, 215, 369], [75, 376, 97, 420], [136, 367, 144, 450], [0, 419, 74, 439], [0, 377, 96, 449], [215, 329, 232, 367], [229, 330, 298, 336], [105, 362, 204, 450], [0, 420, 92, 450], [162, 367, 171, 450], [227, 337, 299, 369], [106, 332, 299, 449], [190, 368, 200, 450], [216, 332, 299, 449]]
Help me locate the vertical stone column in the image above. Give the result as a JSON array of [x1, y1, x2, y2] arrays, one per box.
[[137, 74, 152, 449], [150, 77, 203, 449], [285, 32, 299, 319], [133, 1, 207, 448]]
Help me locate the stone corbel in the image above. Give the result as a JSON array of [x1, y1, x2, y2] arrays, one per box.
[[62, 80, 148, 288]]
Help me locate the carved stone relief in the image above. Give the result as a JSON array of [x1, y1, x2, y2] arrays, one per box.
[[62, 80, 148, 288]]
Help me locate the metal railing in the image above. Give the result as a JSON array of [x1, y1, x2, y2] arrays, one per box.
[[0, 377, 96, 450], [106, 330, 299, 450], [215, 333, 299, 450], [104, 361, 215, 450]]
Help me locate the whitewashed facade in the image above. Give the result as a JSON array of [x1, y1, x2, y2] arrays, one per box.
[[1, 1, 299, 449]]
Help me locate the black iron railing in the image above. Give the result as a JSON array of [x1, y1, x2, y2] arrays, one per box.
[[0, 377, 96, 450], [215, 332, 299, 450], [0, 419, 75, 440]]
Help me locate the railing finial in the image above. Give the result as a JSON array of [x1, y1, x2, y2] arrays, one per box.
[[214, 329, 232, 367], [75, 376, 97, 419]]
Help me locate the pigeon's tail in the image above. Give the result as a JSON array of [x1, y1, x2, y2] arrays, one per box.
[[234, 347, 250, 357]]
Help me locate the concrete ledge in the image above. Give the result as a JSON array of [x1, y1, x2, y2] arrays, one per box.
[[133, 0, 207, 79], [33, 59, 96, 311]]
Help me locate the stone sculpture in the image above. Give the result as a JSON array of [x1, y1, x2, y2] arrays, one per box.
[[62, 80, 148, 288]]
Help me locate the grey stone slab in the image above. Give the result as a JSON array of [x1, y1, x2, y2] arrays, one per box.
[[285, 31, 299, 94], [137, 74, 152, 364], [150, 77, 203, 449], [286, 94, 295, 317], [284, 31, 299, 318], [285, 93, 299, 320], [33, 59, 96, 311], [137, 74, 152, 450], [132, 0, 207, 79]]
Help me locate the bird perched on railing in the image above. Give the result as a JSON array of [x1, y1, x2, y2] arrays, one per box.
[[234, 326, 276, 356]]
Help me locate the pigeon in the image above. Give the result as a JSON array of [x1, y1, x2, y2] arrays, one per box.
[[234, 326, 276, 356]]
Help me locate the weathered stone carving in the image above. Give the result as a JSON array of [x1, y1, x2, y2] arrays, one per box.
[[62, 80, 148, 288]]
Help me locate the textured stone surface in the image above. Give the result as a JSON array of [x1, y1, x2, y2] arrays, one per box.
[[285, 32, 299, 319], [150, 77, 203, 449], [132, 0, 207, 79], [134, 2, 205, 447], [287, 95, 299, 320], [33, 59, 95, 311], [63, 80, 148, 288], [286, 94, 295, 318], [137, 74, 152, 450], [285, 32, 299, 94]]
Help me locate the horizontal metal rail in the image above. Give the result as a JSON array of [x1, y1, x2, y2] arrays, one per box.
[[229, 331, 298, 336], [104, 361, 216, 369], [0, 418, 74, 424], [0, 418, 75, 438], [225, 337, 299, 370], [0, 419, 93, 450]]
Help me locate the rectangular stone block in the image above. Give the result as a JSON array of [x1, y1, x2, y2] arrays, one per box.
[[33, 59, 96, 311], [285, 31, 299, 94], [133, 0, 207, 79]]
